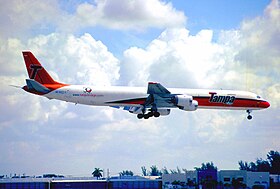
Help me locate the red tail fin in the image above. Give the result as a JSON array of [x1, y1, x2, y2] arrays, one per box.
[[22, 51, 59, 84]]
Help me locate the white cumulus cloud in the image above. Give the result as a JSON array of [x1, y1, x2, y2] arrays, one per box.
[[121, 28, 224, 88], [69, 0, 186, 31], [0, 0, 186, 37]]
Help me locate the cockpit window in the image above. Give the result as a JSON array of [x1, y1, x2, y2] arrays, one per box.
[[257, 95, 261, 99]]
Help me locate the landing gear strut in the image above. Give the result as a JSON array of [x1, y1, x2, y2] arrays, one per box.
[[137, 95, 161, 119], [246, 110, 253, 120]]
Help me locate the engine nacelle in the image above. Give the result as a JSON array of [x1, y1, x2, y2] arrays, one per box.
[[172, 94, 198, 111], [181, 99, 198, 111], [157, 109, 171, 116]]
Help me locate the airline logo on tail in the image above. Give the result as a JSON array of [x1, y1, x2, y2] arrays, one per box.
[[30, 64, 42, 79]]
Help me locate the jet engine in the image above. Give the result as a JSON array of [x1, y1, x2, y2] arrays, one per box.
[[172, 94, 198, 111]]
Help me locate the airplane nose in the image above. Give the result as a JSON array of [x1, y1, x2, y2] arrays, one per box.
[[260, 101, 270, 108]]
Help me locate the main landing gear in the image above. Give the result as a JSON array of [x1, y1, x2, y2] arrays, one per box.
[[246, 110, 253, 120], [137, 111, 160, 119]]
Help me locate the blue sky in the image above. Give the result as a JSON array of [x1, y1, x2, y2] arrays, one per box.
[[0, 0, 279, 177], [76, 0, 271, 56], [174, 0, 271, 32]]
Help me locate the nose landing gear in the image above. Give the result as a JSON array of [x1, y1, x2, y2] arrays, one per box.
[[246, 110, 253, 120]]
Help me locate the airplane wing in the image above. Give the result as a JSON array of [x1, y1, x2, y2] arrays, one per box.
[[145, 82, 175, 108], [122, 82, 198, 119], [119, 82, 174, 116]]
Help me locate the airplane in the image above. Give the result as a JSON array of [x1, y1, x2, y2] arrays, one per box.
[[21, 51, 270, 120]]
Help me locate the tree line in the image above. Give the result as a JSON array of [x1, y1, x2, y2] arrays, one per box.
[[92, 150, 280, 179], [238, 150, 280, 174], [92, 163, 216, 179]]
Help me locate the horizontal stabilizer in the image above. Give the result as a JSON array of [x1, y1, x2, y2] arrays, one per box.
[[9, 85, 22, 89], [26, 79, 50, 94]]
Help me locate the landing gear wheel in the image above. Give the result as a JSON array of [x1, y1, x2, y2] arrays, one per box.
[[246, 110, 253, 120], [137, 114, 144, 119], [247, 115, 252, 120], [144, 114, 150, 119], [154, 112, 160, 117], [147, 112, 154, 117]]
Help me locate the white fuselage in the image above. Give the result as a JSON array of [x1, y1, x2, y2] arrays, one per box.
[[44, 85, 267, 110]]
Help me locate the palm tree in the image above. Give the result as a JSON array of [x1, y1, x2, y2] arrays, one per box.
[[238, 161, 251, 171], [150, 165, 161, 176], [92, 168, 103, 180], [141, 166, 147, 176], [119, 170, 134, 177]]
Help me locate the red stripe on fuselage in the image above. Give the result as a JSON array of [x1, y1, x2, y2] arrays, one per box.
[[125, 99, 146, 104], [108, 96, 268, 109], [194, 96, 267, 109], [107, 98, 147, 105]]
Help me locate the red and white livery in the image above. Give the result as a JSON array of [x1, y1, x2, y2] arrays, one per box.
[[22, 51, 270, 120]]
